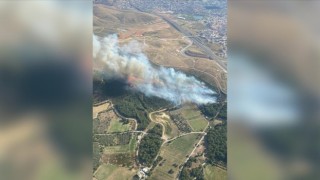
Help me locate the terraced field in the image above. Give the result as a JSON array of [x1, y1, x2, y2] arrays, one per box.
[[150, 134, 200, 179]]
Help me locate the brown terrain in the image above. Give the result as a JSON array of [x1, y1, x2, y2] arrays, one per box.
[[93, 4, 227, 94]]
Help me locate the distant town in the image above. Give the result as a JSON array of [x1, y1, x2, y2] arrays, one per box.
[[95, 0, 227, 58]]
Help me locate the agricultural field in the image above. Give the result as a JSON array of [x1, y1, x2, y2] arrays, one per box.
[[93, 133, 132, 146], [93, 101, 111, 119], [170, 105, 208, 132], [94, 164, 137, 180], [204, 165, 227, 180], [101, 152, 136, 167], [101, 135, 138, 167], [170, 113, 192, 133], [103, 135, 137, 154], [94, 108, 134, 134], [93, 3, 227, 179], [151, 111, 180, 139], [150, 134, 200, 179], [107, 118, 133, 133], [93, 117, 109, 134], [188, 119, 208, 132], [93, 110, 117, 134]]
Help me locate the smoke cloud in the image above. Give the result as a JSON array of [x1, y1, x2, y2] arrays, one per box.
[[93, 34, 216, 105]]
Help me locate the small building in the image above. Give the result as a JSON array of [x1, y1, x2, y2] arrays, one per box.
[[142, 167, 150, 173], [137, 171, 145, 179]]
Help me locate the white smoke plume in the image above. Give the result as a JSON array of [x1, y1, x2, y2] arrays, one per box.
[[93, 34, 216, 105]]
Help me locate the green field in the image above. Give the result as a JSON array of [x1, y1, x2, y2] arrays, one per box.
[[204, 165, 227, 180], [94, 164, 136, 180], [129, 136, 137, 152], [103, 135, 137, 154], [176, 105, 208, 132], [107, 118, 132, 133], [163, 119, 180, 139], [101, 135, 138, 166], [188, 117, 208, 132], [151, 134, 200, 179]]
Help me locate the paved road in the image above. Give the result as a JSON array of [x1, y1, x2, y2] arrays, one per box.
[[129, 1, 227, 73], [158, 15, 227, 73], [180, 36, 193, 57]]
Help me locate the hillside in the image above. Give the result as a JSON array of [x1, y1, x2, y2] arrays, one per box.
[[93, 5, 157, 34]]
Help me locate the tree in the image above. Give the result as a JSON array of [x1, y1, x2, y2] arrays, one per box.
[[148, 124, 163, 137], [199, 103, 228, 120], [185, 160, 192, 168], [204, 124, 227, 165], [199, 103, 220, 118], [180, 168, 192, 180], [217, 104, 227, 120], [138, 126, 163, 165], [190, 166, 204, 180]]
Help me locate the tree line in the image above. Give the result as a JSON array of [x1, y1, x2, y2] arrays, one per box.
[[204, 124, 227, 166], [199, 102, 227, 120], [138, 125, 163, 166]]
